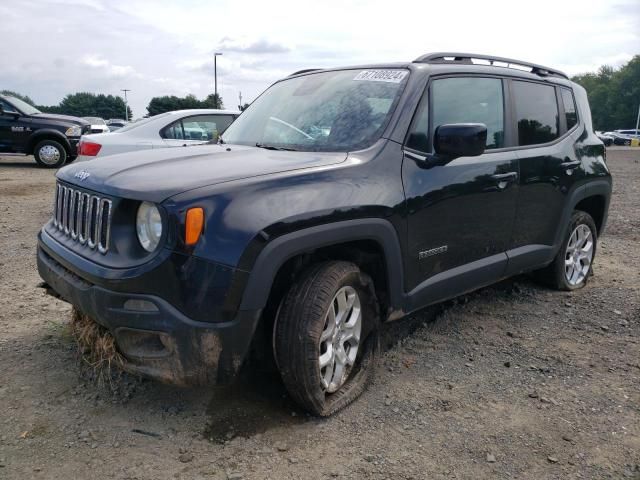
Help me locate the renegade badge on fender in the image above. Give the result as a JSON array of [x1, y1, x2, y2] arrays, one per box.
[[37, 53, 611, 416]]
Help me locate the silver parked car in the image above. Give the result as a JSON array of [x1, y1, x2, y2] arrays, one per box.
[[77, 109, 240, 161]]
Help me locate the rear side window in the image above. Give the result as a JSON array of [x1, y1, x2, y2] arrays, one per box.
[[406, 77, 505, 152], [513, 81, 559, 146], [560, 88, 578, 130], [163, 115, 235, 141], [163, 121, 184, 139]]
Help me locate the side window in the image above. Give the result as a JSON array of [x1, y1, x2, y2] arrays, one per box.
[[163, 120, 184, 140], [181, 115, 234, 141], [406, 77, 505, 152], [0, 100, 18, 113], [512, 81, 559, 146], [560, 88, 578, 130]]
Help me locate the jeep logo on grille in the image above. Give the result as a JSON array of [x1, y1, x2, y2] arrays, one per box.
[[74, 170, 91, 181]]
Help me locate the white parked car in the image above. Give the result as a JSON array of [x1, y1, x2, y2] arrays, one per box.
[[82, 117, 110, 134], [76, 109, 240, 161]]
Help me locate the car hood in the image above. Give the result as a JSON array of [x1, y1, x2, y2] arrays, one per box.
[[57, 143, 348, 202], [31, 113, 89, 126]]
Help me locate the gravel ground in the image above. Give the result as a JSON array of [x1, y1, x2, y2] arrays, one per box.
[[0, 149, 638, 479]]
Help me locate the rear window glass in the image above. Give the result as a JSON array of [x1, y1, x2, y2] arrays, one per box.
[[513, 81, 559, 146], [560, 88, 578, 130]]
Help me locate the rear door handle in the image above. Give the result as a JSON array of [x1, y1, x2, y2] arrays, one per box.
[[561, 160, 581, 170]]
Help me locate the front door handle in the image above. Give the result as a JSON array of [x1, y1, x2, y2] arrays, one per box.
[[490, 171, 518, 190], [561, 160, 581, 170], [490, 172, 518, 181]]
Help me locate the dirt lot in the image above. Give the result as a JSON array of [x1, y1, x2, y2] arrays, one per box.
[[0, 149, 638, 479]]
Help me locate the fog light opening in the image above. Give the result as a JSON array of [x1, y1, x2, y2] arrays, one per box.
[[115, 328, 174, 359], [123, 299, 159, 312]]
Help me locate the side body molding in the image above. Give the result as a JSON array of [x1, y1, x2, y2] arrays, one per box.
[[239, 219, 404, 311]]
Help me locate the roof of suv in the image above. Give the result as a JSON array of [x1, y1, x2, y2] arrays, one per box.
[[288, 52, 572, 87]]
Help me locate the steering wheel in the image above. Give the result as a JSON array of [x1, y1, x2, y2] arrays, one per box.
[[268, 116, 314, 140]]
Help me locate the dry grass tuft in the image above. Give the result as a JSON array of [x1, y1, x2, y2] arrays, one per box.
[[70, 307, 125, 386]]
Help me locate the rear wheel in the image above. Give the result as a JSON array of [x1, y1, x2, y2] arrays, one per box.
[[34, 139, 67, 168], [274, 261, 379, 416], [536, 210, 597, 290]]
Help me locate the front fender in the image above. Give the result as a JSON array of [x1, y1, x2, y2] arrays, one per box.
[[27, 129, 72, 153], [238, 218, 405, 311]]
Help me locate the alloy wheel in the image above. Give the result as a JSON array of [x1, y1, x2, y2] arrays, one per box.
[[318, 286, 362, 393], [565, 224, 594, 286]]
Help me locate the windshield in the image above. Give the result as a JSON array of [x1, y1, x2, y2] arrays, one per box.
[[84, 117, 105, 124], [222, 68, 408, 151], [5, 96, 41, 115]]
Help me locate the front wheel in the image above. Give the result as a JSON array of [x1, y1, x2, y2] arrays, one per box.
[[34, 139, 67, 168], [274, 261, 379, 416], [536, 210, 597, 290]]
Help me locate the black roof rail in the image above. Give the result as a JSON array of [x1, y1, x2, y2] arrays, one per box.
[[413, 52, 568, 79], [288, 68, 322, 77]]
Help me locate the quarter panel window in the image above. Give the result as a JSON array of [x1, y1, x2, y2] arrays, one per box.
[[513, 81, 559, 146], [163, 121, 184, 140], [560, 88, 578, 130], [181, 115, 235, 141]]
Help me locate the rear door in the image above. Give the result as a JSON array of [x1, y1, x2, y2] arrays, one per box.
[[506, 80, 584, 274], [402, 75, 519, 306]]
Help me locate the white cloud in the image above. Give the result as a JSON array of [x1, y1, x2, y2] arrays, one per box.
[[81, 55, 138, 78], [0, 0, 638, 117]]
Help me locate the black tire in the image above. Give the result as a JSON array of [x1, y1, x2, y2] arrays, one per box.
[[274, 261, 380, 416], [33, 139, 67, 168], [535, 210, 597, 290]]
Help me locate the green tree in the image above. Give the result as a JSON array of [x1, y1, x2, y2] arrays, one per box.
[[203, 93, 224, 109], [1, 90, 36, 106], [572, 56, 640, 131], [37, 92, 132, 120], [238, 102, 250, 111], [146, 93, 224, 116]]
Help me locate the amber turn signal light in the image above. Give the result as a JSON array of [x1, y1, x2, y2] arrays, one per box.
[[185, 207, 204, 246]]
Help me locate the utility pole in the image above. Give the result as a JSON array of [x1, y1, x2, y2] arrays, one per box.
[[238, 91, 242, 109], [635, 102, 640, 133], [121, 89, 131, 120], [214, 52, 223, 108]]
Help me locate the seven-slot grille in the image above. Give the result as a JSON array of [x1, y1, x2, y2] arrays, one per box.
[[53, 183, 113, 254]]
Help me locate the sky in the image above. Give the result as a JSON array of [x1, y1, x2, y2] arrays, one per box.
[[1, 0, 638, 118]]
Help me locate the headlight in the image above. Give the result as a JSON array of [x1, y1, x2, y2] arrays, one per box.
[[136, 202, 162, 252], [65, 125, 82, 137]]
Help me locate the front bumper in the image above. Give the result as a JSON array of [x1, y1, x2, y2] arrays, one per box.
[[67, 137, 80, 156], [37, 240, 261, 386]]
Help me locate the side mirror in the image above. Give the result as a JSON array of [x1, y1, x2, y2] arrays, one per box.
[[434, 123, 487, 159], [0, 108, 19, 119]]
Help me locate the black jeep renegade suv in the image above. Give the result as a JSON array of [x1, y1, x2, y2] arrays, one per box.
[[37, 53, 611, 416], [0, 94, 90, 168]]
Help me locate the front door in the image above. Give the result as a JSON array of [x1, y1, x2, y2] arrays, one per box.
[[402, 76, 518, 308], [0, 99, 20, 152]]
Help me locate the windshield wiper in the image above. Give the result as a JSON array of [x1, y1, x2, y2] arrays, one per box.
[[255, 142, 299, 151]]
